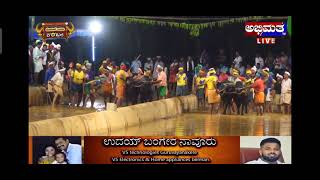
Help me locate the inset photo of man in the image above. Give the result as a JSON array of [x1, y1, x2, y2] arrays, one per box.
[[32, 136, 82, 164], [240, 136, 291, 164]]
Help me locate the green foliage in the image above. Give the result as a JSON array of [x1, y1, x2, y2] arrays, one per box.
[[107, 16, 281, 37]]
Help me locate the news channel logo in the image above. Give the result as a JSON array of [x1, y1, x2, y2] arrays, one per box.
[[245, 22, 287, 37]]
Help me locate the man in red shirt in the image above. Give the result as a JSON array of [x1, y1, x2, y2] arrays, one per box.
[[251, 75, 265, 116]]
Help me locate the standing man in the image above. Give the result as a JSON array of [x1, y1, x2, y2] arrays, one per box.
[[176, 67, 187, 96], [54, 137, 82, 164], [255, 53, 264, 69], [29, 45, 34, 84], [71, 63, 85, 107], [281, 71, 291, 114], [144, 57, 153, 71], [168, 59, 179, 97], [156, 66, 167, 99], [251, 73, 265, 116], [53, 44, 61, 72], [115, 64, 128, 107], [205, 68, 220, 114], [153, 56, 164, 100], [233, 51, 242, 69], [274, 74, 283, 113], [44, 61, 56, 90], [32, 40, 44, 85], [50, 68, 65, 107], [186, 56, 195, 94], [39, 43, 48, 86]]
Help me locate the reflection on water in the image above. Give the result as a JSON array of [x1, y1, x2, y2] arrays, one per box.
[[29, 103, 291, 136], [108, 112, 291, 136], [29, 105, 97, 122]]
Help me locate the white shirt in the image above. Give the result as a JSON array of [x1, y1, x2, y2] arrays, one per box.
[[281, 78, 291, 94], [54, 51, 61, 72], [255, 57, 264, 68], [245, 158, 285, 164], [186, 60, 194, 72], [62, 143, 82, 164], [51, 72, 64, 87], [233, 56, 242, 69], [32, 46, 44, 73]]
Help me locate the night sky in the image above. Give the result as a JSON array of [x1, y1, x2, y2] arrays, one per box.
[[30, 16, 291, 68]]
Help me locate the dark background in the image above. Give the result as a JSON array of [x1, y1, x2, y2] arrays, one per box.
[[0, 14, 309, 176], [31, 16, 291, 68], [32, 136, 81, 164]]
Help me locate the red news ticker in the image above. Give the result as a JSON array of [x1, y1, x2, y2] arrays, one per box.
[[256, 37, 275, 44]]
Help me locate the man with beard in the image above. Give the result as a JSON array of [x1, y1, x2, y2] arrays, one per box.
[[54, 137, 82, 164], [245, 138, 285, 164]]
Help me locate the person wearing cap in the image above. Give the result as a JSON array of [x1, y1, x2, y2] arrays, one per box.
[[176, 67, 187, 96], [168, 59, 179, 97], [32, 40, 44, 85], [50, 68, 65, 107], [155, 65, 167, 99], [205, 68, 220, 114], [115, 64, 128, 107], [144, 57, 153, 72], [281, 71, 291, 114], [251, 72, 265, 116], [195, 69, 206, 110], [53, 44, 61, 72], [70, 63, 85, 107], [273, 74, 283, 113]]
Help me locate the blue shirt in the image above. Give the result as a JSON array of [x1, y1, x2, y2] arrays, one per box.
[[86, 70, 95, 81], [64, 143, 82, 164], [45, 68, 55, 85], [131, 60, 142, 74]]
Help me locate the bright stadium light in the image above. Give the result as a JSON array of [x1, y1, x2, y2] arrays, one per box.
[[89, 21, 102, 34], [88, 21, 102, 61]]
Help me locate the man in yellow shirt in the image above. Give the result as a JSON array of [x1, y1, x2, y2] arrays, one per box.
[[196, 69, 206, 110], [176, 67, 187, 96], [115, 64, 128, 107], [71, 63, 85, 107], [205, 68, 220, 114]]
